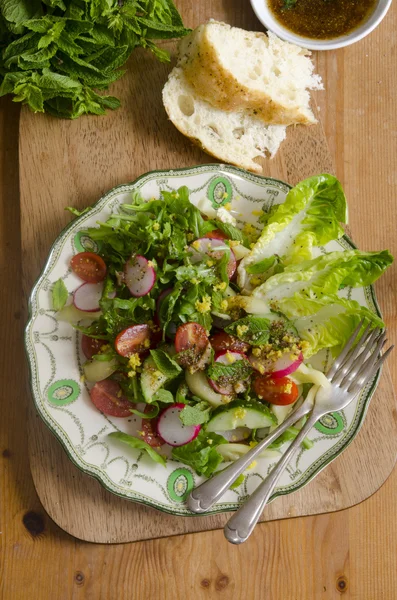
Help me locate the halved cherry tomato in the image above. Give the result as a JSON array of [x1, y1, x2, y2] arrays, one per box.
[[81, 335, 105, 360], [253, 375, 299, 406], [141, 405, 165, 448], [210, 331, 250, 354], [115, 324, 150, 357], [90, 379, 132, 417], [206, 229, 228, 240], [174, 322, 209, 368], [70, 252, 107, 283]]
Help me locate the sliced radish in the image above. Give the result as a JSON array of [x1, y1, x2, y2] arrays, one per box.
[[124, 255, 156, 297], [73, 282, 104, 312], [157, 403, 201, 447], [209, 350, 249, 395], [189, 238, 236, 279], [215, 427, 251, 442], [249, 350, 303, 378]]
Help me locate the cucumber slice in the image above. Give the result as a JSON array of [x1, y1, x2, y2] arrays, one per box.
[[271, 403, 295, 426], [140, 356, 168, 403], [185, 370, 224, 407], [206, 399, 276, 432], [217, 443, 281, 462]]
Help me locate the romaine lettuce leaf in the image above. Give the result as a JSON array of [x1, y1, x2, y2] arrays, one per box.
[[277, 294, 384, 357], [252, 249, 393, 305], [238, 174, 347, 290]]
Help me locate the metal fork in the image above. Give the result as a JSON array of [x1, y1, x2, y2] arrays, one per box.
[[187, 322, 393, 543], [222, 324, 393, 544]]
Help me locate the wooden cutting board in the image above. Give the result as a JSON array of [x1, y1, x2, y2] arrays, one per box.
[[19, 2, 397, 543]]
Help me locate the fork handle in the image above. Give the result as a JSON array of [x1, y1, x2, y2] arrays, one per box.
[[187, 400, 313, 514], [224, 410, 320, 544]]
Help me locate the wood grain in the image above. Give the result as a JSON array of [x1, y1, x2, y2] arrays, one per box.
[[18, 0, 397, 544], [1, 0, 397, 596]]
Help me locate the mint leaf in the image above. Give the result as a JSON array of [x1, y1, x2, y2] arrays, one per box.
[[52, 278, 68, 310], [108, 432, 166, 466], [171, 431, 227, 477], [153, 389, 174, 404], [150, 349, 182, 379], [207, 360, 253, 383], [179, 402, 212, 426], [225, 317, 271, 346]]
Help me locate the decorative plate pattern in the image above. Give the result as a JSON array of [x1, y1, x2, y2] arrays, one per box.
[[25, 164, 382, 516]]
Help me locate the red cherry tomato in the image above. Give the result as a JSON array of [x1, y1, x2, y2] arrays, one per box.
[[206, 229, 228, 240], [253, 375, 299, 406], [210, 331, 250, 354], [70, 252, 107, 283], [89, 380, 132, 417], [81, 335, 105, 360], [174, 322, 209, 367], [141, 405, 165, 448], [115, 324, 151, 357]]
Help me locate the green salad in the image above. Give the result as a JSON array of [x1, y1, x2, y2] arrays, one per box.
[[55, 174, 393, 478]]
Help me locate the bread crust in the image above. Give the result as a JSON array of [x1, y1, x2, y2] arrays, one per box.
[[179, 24, 316, 126]]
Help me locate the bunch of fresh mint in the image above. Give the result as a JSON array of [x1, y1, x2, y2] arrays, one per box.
[[0, 0, 189, 118]]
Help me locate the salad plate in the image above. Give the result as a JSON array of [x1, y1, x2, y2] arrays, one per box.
[[25, 164, 385, 516]]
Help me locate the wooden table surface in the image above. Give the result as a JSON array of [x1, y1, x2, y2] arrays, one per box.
[[1, 3, 397, 597]]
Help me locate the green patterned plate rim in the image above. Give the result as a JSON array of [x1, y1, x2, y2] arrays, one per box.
[[24, 164, 382, 516]]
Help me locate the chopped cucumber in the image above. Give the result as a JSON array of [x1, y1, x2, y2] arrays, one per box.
[[185, 370, 224, 407], [217, 443, 281, 462], [206, 399, 276, 432], [140, 356, 169, 403]]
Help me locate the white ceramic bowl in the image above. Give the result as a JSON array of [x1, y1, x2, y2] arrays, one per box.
[[250, 0, 392, 50]]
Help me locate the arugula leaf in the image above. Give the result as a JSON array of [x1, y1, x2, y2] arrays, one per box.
[[108, 432, 166, 466], [207, 360, 253, 383], [230, 473, 245, 489], [129, 404, 159, 419], [172, 431, 227, 477], [225, 317, 271, 346], [52, 278, 68, 310], [65, 205, 92, 217], [214, 220, 250, 247], [150, 349, 182, 379], [179, 402, 212, 426]]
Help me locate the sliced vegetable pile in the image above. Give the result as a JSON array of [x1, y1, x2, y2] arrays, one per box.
[[54, 174, 393, 479], [0, 0, 188, 118]]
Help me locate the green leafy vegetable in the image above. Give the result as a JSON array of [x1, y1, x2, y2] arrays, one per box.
[[150, 349, 181, 379], [171, 431, 227, 477], [280, 294, 385, 357], [253, 249, 393, 306], [225, 316, 271, 346], [239, 174, 347, 289], [0, 1, 189, 118], [207, 360, 253, 383], [230, 473, 245, 489], [129, 404, 159, 419], [52, 278, 68, 310], [214, 220, 250, 247], [108, 432, 166, 466], [152, 389, 175, 404], [179, 402, 211, 426], [65, 205, 92, 217]]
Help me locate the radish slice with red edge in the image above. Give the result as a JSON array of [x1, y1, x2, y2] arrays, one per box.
[[124, 255, 156, 297], [157, 403, 201, 447], [209, 350, 249, 395], [189, 238, 236, 279], [73, 281, 103, 312], [249, 350, 303, 379]]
